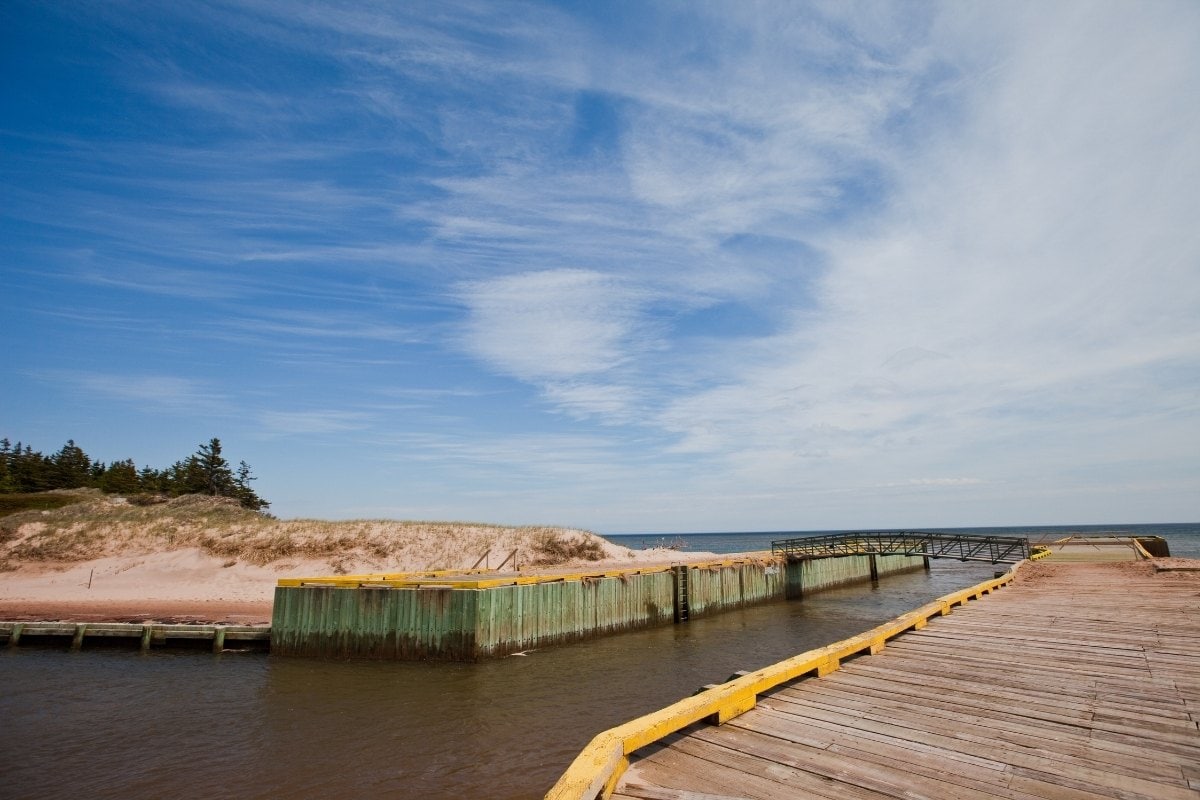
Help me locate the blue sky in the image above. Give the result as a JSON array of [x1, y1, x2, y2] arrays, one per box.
[[2, 1, 1197, 532]]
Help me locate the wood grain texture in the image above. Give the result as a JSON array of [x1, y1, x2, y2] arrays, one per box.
[[620, 562, 1200, 800]]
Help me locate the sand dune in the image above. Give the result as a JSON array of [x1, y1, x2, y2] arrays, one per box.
[[0, 492, 703, 623]]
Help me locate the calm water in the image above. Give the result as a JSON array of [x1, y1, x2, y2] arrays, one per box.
[[2, 523, 1196, 799]]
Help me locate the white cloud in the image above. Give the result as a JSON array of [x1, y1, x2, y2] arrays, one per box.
[[259, 410, 374, 435], [540, 381, 645, 424], [11, 2, 1198, 527], [457, 268, 650, 381], [41, 371, 224, 413], [652, 1, 1200, 518]]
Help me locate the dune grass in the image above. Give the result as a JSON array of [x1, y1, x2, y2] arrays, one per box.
[[0, 491, 611, 572]]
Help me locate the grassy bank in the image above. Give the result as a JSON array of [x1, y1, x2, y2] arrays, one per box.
[[0, 489, 614, 573]]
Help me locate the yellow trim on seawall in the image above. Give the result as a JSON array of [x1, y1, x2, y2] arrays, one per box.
[[275, 554, 779, 590]]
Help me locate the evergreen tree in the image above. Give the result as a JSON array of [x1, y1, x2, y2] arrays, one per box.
[[100, 459, 140, 494], [11, 444, 52, 492], [234, 460, 269, 511], [188, 438, 236, 497], [1, 435, 269, 512], [51, 440, 92, 489], [138, 466, 163, 493], [0, 438, 13, 492]]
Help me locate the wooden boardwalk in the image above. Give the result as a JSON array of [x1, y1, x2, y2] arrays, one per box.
[[1, 621, 270, 652], [615, 562, 1200, 800]]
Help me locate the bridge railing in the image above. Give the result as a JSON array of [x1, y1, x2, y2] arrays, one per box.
[[771, 531, 1031, 564], [544, 568, 1019, 800]]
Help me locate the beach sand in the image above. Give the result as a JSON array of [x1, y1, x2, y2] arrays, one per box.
[[0, 543, 720, 624]]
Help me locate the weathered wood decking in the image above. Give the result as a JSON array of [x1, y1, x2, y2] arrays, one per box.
[[616, 562, 1200, 800], [1, 621, 270, 652]]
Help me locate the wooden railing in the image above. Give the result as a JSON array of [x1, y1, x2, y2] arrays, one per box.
[[544, 567, 1020, 800]]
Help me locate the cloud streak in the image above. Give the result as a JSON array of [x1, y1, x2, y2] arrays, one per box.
[[4, 1, 1197, 528]]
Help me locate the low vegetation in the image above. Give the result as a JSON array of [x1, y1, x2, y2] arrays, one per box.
[[0, 490, 612, 573], [529, 530, 608, 565]]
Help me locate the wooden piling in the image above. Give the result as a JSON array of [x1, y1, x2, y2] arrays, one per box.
[[271, 554, 926, 661]]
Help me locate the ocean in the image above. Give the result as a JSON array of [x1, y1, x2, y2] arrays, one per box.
[[607, 521, 1200, 559]]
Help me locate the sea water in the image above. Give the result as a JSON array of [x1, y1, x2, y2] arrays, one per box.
[[607, 522, 1200, 559]]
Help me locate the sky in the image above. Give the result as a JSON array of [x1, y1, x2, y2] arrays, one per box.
[[2, 1, 1198, 533]]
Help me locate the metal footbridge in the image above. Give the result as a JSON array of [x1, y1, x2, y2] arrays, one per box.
[[771, 530, 1032, 564]]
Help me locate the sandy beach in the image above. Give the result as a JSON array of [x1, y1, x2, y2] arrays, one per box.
[[0, 491, 727, 623], [0, 538, 715, 625]]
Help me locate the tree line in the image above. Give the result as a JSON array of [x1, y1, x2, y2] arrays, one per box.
[[0, 437, 269, 511]]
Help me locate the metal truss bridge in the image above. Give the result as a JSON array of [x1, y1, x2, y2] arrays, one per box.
[[771, 531, 1032, 564]]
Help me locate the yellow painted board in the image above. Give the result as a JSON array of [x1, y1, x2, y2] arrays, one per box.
[[277, 555, 782, 589], [544, 566, 1016, 800]]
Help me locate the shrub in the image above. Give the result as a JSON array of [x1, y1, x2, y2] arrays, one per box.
[[530, 531, 606, 565]]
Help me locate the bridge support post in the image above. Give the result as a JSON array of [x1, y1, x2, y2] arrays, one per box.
[[869, 554, 879, 583]]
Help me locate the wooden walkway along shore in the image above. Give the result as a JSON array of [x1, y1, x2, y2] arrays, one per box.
[[614, 562, 1200, 800], [1, 621, 270, 652]]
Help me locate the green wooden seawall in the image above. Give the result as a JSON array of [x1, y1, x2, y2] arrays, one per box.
[[271, 554, 925, 661]]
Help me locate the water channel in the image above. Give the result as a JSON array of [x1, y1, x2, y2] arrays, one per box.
[[0, 561, 1002, 799]]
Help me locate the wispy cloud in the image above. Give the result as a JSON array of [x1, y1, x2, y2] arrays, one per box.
[[258, 409, 375, 435], [38, 371, 225, 414], [458, 269, 648, 380], [647, 1, 1200, 520], [6, 1, 1197, 527], [219, 309, 424, 344]]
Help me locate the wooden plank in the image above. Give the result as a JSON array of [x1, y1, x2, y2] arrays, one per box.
[[830, 668, 1197, 734], [780, 678, 1199, 773], [744, 703, 1011, 773], [613, 783, 753, 800], [623, 742, 878, 800], [729, 705, 1132, 800], [687, 724, 1028, 800], [612, 562, 1200, 800], [764, 689, 1196, 785]]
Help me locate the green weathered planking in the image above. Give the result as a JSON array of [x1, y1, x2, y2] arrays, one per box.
[[270, 584, 478, 659], [270, 554, 926, 661]]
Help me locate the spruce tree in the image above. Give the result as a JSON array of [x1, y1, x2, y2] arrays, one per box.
[[234, 460, 269, 511], [12, 444, 51, 492], [0, 438, 12, 492], [137, 466, 162, 493], [1, 435, 269, 512], [100, 459, 140, 494], [189, 438, 236, 497], [51, 440, 92, 489]]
